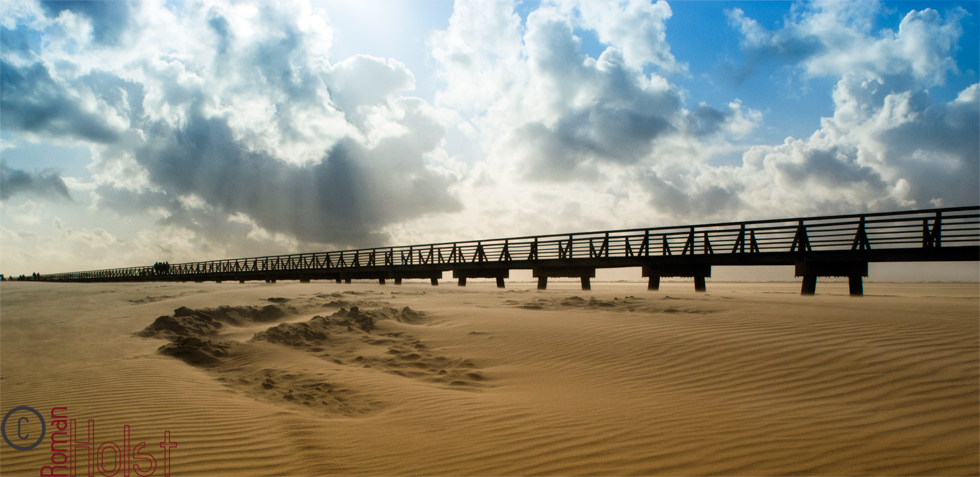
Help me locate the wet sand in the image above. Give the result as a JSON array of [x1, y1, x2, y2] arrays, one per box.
[[1, 280, 977, 475]]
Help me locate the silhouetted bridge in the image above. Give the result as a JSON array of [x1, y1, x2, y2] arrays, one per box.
[[38, 206, 980, 295]]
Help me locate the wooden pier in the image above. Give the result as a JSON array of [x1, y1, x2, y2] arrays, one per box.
[[36, 206, 980, 295]]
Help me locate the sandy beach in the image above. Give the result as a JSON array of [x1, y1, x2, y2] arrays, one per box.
[[1, 280, 977, 475]]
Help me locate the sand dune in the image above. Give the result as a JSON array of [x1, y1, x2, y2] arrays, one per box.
[[1, 281, 977, 475]]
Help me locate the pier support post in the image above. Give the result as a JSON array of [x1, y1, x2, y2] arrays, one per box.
[[801, 276, 817, 295], [643, 265, 710, 292], [344, 278, 351, 284], [239, 280, 245, 284], [795, 260, 867, 296], [391, 271, 442, 285], [335, 278, 342, 284], [270, 279, 277, 284], [454, 269, 508, 287], [379, 278, 386, 285], [215, 280, 222, 284], [532, 267, 593, 291], [300, 279, 310, 283]]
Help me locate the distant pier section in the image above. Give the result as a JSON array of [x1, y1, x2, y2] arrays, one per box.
[[35, 206, 980, 296]]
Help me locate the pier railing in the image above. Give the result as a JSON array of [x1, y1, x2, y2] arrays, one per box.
[[37, 206, 979, 283]]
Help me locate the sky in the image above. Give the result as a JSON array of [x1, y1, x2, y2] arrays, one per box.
[[0, 0, 978, 280]]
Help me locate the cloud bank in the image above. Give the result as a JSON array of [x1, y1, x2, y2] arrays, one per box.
[[2, 0, 460, 252], [0, 0, 976, 273], [428, 0, 976, 232], [727, 0, 978, 213]]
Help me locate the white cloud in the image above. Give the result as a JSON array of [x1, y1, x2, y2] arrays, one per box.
[[727, 0, 967, 87], [1, 0, 975, 274], [423, 0, 770, 236], [412, 0, 976, 242], [554, 0, 684, 73], [431, 0, 526, 115], [2, 0, 462, 253], [721, 1, 978, 215]]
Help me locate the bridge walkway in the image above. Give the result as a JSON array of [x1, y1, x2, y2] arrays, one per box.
[[38, 206, 980, 296]]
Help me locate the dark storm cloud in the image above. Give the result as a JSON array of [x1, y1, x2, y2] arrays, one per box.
[[686, 104, 734, 137], [774, 146, 888, 187], [1, 1, 462, 249], [643, 172, 743, 219], [515, 12, 681, 181], [0, 61, 123, 143], [0, 161, 71, 201], [127, 109, 460, 248], [514, 106, 673, 181]]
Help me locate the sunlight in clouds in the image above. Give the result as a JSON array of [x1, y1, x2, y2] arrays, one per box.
[[0, 0, 976, 275]]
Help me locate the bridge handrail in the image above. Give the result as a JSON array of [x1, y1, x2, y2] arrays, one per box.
[[36, 206, 980, 281]]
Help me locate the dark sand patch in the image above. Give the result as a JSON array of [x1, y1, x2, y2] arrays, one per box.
[[136, 304, 487, 416], [511, 295, 721, 314]]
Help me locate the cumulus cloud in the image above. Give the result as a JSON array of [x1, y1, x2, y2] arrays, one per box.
[[428, 0, 762, 229], [132, 106, 459, 247], [1, 0, 976, 272], [1, 0, 461, 251], [0, 61, 128, 143], [556, 0, 683, 73], [435, 1, 754, 181], [512, 23, 681, 180], [0, 160, 72, 201], [430, 0, 526, 115], [39, 0, 133, 46], [422, 0, 975, 234], [724, 1, 978, 215], [727, 0, 967, 86]]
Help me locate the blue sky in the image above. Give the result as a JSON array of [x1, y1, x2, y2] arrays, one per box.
[[1, 0, 978, 276]]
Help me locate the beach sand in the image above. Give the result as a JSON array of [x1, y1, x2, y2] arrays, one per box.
[[1, 280, 977, 475]]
